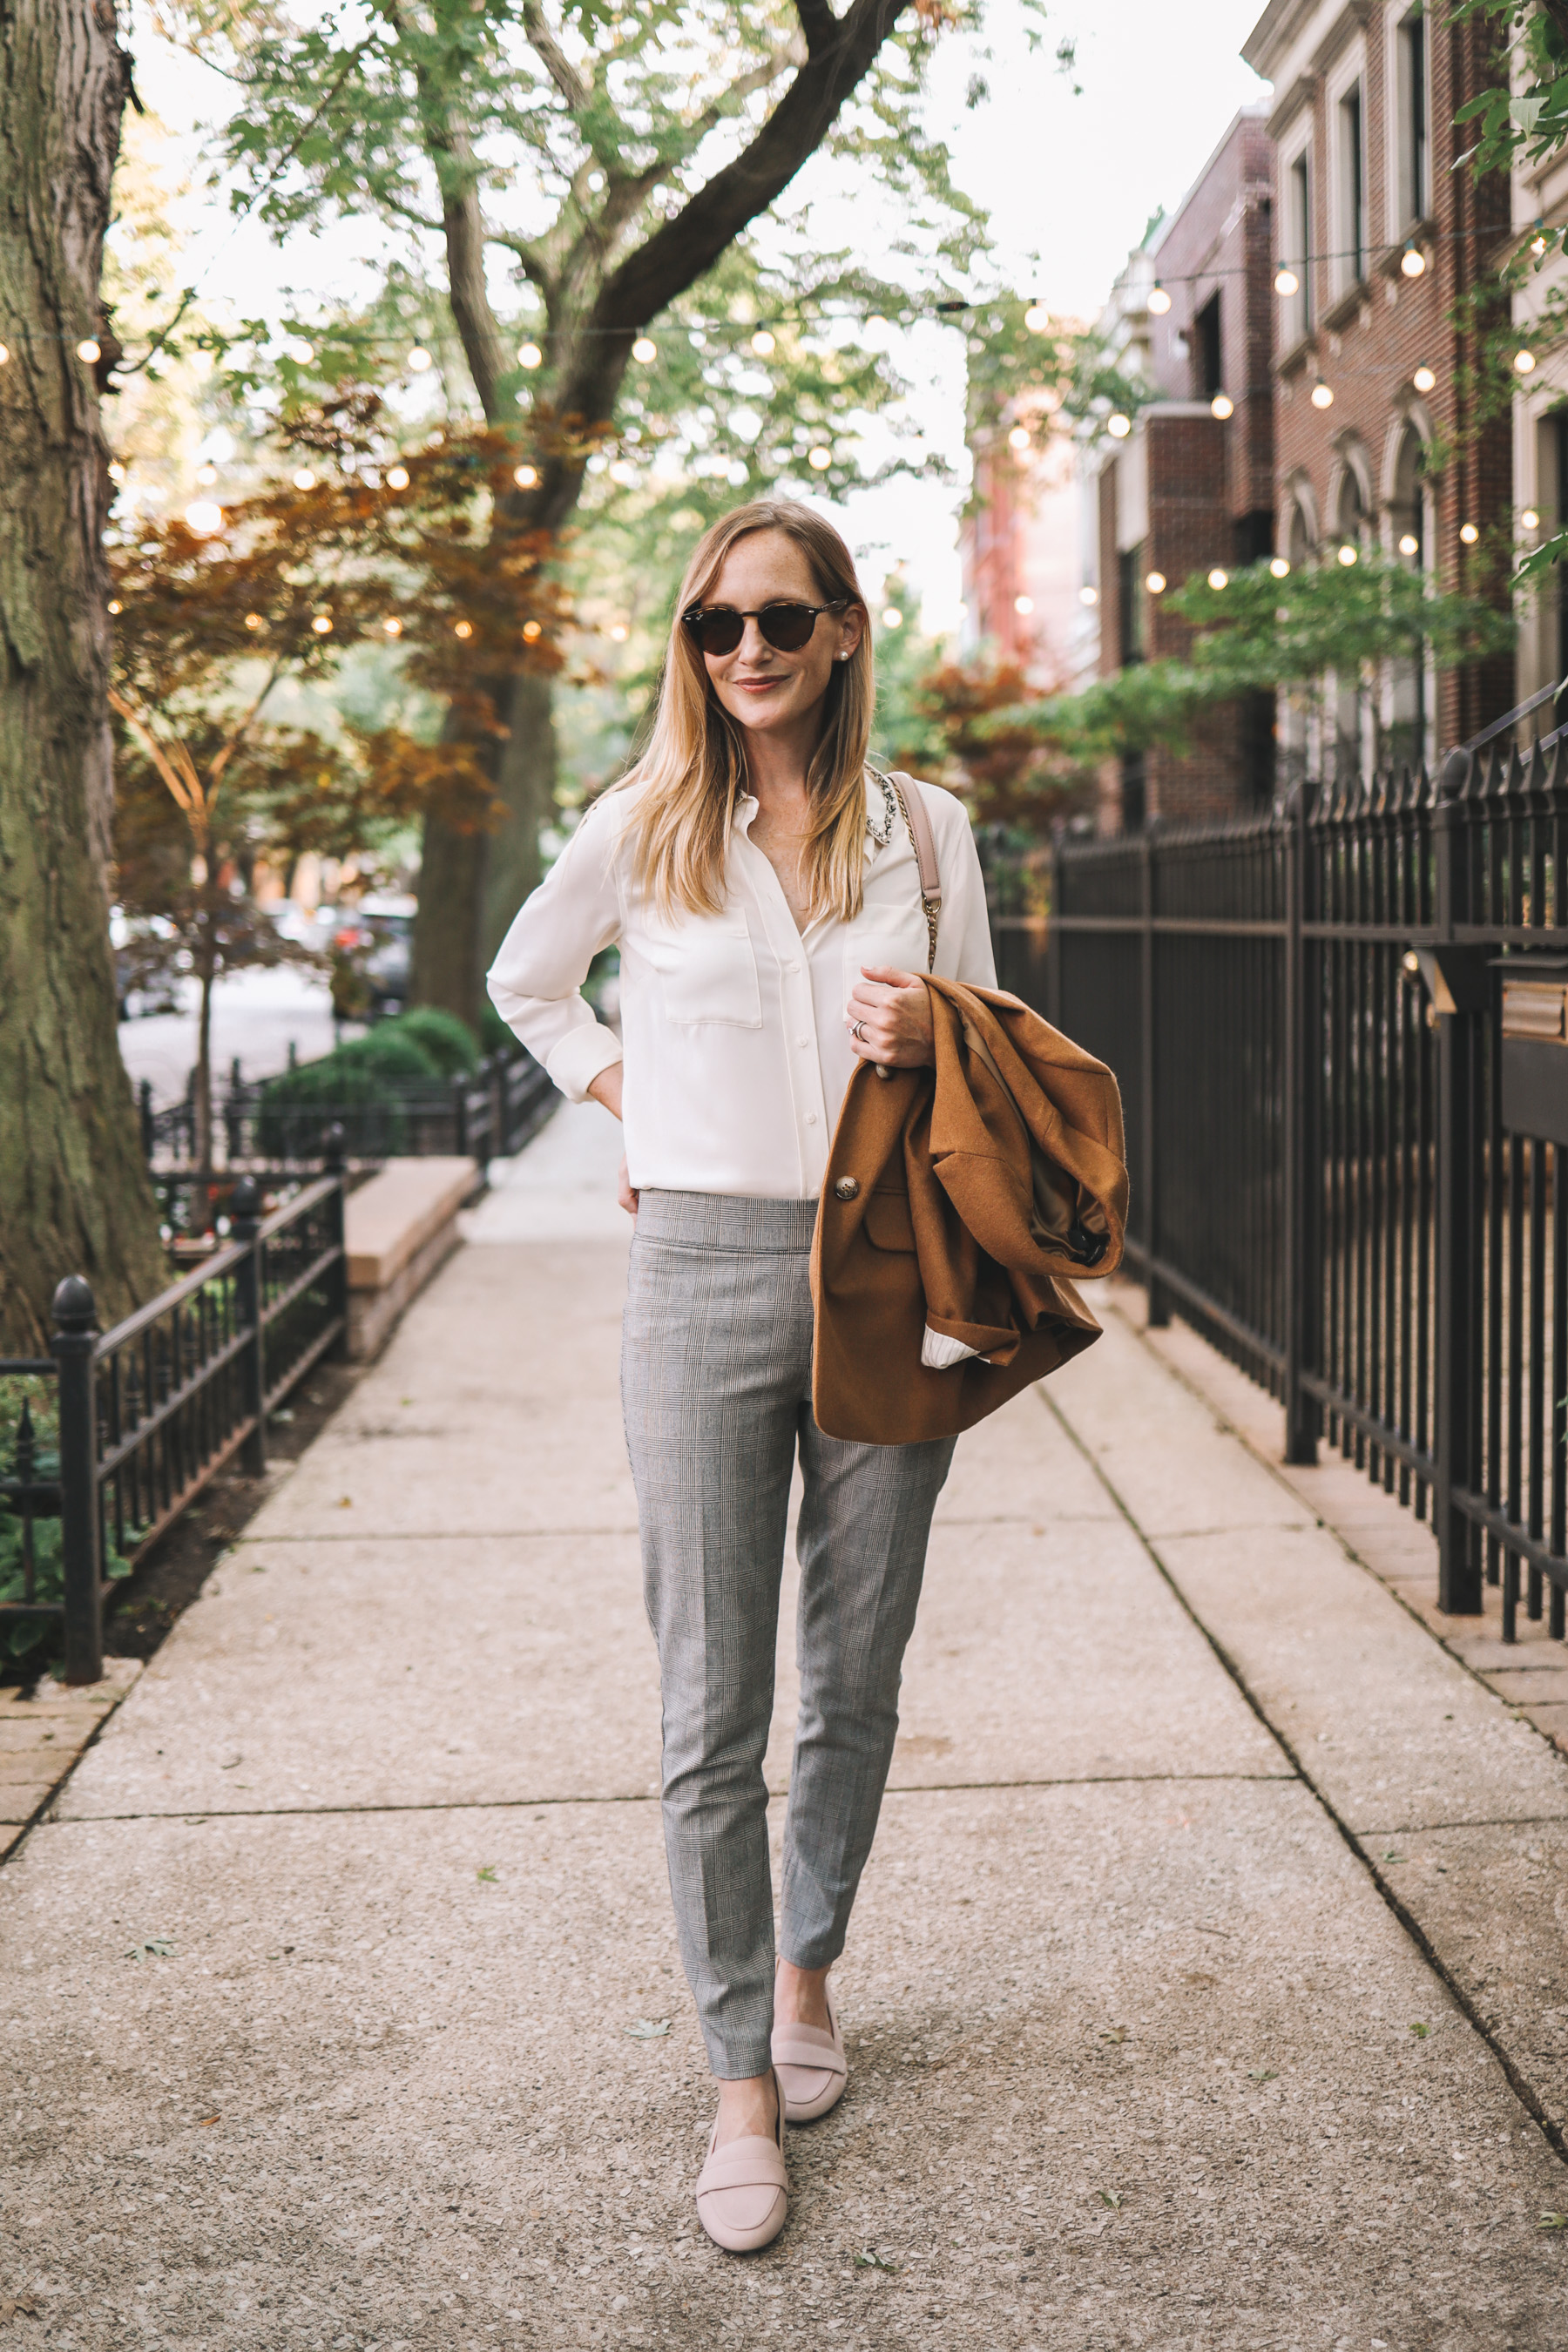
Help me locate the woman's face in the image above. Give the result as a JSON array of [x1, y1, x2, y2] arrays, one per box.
[[696, 529, 864, 745]]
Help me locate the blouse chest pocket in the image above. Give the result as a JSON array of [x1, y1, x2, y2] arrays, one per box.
[[843, 902, 933, 1001], [639, 914, 763, 1029]]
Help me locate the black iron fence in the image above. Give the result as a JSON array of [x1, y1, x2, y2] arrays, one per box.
[[139, 1044, 556, 1171], [1041, 737, 1568, 1645], [1, 1166, 348, 1683]]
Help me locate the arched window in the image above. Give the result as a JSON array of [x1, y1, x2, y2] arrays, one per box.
[[1387, 422, 1432, 768], [1332, 449, 1375, 781]]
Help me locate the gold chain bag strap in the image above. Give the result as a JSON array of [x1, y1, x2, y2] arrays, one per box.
[[866, 767, 942, 1079]]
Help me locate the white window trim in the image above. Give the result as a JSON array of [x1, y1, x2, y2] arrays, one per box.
[[1327, 37, 1370, 303], [1385, 2, 1431, 240], [1280, 125, 1315, 352]]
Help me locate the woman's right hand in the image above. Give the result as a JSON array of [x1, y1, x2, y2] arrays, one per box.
[[587, 1061, 637, 1217]]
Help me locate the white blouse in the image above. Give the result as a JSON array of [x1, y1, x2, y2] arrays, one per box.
[[486, 772, 997, 1200]]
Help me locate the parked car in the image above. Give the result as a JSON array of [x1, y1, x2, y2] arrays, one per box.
[[109, 907, 184, 1020], [325, 894, 416, 1020]]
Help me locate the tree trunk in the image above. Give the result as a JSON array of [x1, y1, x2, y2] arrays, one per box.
[[193, 937, 216, 1173], [411, 803, 488, 1034], [0, 0, 166, 1351], [483, 667, 555, 966]]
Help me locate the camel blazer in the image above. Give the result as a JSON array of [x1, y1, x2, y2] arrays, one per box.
[[811, 978, 1128, 1445]]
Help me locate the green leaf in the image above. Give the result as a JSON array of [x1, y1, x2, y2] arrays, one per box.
[[623, 2018, 671, 2039], [125, 1938, 175, 1961], [1096, 2188, 1123, 2209], [855, 2249, 899, 2272], [476, 1866, 498, 1883], [1409, 2022, 1430, 2039]]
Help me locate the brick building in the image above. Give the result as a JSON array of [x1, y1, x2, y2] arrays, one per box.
[[1510, 112, 1568, 712], [1090, 108, 1279, 828], [1242, 0, 1514, 767], [961, 376, 1094, 693]]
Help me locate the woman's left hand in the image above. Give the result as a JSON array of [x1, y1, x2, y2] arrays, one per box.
[[845, 966, 935, 1068]]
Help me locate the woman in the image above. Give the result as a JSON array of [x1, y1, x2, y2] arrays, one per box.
[[488, 499, 997, 2252]]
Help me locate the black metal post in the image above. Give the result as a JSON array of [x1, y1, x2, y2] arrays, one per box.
[[1433, 765, 1482, 1612], [139, 1078, 153, 1162], [1045, 837, 1063, 1031], [231, 1176, 267, 1477], [452, 1070, 469, 1158], [325, 1124, 350, 1358], [51, 1276, 103, 1686], [1141, 827, 1170, 1327], [1283, 787, 1320, 1463]]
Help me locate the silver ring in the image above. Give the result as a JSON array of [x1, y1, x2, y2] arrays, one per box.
[[851, 1018, 867, 1042]]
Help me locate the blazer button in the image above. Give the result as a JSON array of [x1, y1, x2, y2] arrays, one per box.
[[834, 1176, 860, 1200]]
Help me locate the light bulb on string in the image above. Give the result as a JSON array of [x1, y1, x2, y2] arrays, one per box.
[[108, 462, 125, 483], [311, 613, 334, 634], [196, 463, 218, 486], [1516, 348, 1538, 374], [1145, 571, 1166, 595], [1024, 303, 1050, 333], [1078, 585, 1098, 606], [1207, 568, 1228, 591], [382, 617, 403, 637], [0, 343, 10, 365], [1211, 392, 1234, 420], [244, 612, 265, 631], [1015, 594, 1034, 615], [184, 500, 222, 536], [631, 335, 656, 362], [1412, 364, 1436, 394], [522, 618, 543, 642], [1148, 284, 1172, 315], [518, 342, 543, 369], [1523, 509, 1541, 531], [1337, 544, 1358, 566], [454, 619, 473, 639], [808, 445, 832, 470], [408, 347, 433, 372], [287, 341, 314, 365], [77, 338, 101, 364], [107, 600, 123, 616], [750, 330, 776, 357], [1401, 247, 1426, 278], [1310, 380, 1334, 409], [1269, 557, 1291, 579], [609, 622, 630, 643], [386, 465, 410, 490], [514, 464, 538, 489], [1532, 229, 1549, 257], [1460, 522, 1479, 544], [1274, 267, 1299, 297], [1107, 412, 1132, 439], [1398, 532, 1420, 556], [293, 469, 318, 490], [882, 606, 902, 628], [1008, 424, 1031, 450]]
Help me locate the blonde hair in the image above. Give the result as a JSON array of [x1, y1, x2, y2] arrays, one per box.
[[622, 499, 874, 923]]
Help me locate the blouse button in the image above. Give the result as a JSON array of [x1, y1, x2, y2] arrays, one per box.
[[804, 1112, 818, 1126], [834, 1177, 860, 1201]]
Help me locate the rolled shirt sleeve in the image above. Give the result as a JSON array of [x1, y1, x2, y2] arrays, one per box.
[[486, 802, 625, 1103]]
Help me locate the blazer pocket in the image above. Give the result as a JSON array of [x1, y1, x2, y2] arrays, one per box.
[[642, 918, 762, 1029], [863, 1190, 916, 1252]]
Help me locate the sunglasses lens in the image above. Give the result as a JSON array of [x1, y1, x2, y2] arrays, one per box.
[[688, 608, 743, 656], [758, 604, 817, 652]]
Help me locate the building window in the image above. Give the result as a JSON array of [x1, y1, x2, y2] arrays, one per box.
[[1396, 9, 1429, 228], [1285, 149, 1313, 341], [1335, 79, 1367, 294], [1118, 544, 1146, 666], [1554, 410, 1568, 689], [1389, 423, 1430, 767], [1193, 294, 1223, 401]]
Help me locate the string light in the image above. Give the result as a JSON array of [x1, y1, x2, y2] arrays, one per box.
[[1024, 303, 1050, 332], [1523, 508, 1541, 530], [382, 616, 403, 637], [518, 342, 543, 369], [1398, 532, 1420, 555], [1207, 568, 1228, 590], [1078, 585, 1098, 606], [1400, 247, 1426, 278], [1107, 412, 1132, 438], [1516, 348, 1538, 374], [107, 599, 123, 616], [632, 335, 656, 362], [386, 465, 409, 490], [882, 606, 903, 627], [867, 315, 889, 334], [454, 619, 473, 639], [587, 171, 605, 192], [1274, 267, 1299, 297], [1412, 364, 1436, 393], [108, 462, 125, 483], [408, 346, 432, 372], [1460, 522, 1479, 544], [293, 468, 318, 490], [1015, 594, 1035, 615], [1269, 557, 1290, 579], [1337, 544, 1358, 566], [78, 338, 101, 363], [244, 612, 265, 630], [1311, 380, 1334, 409], [750, 330, 776, 356], [513, 463, 538, 489], [808, 445, 832, 470], [196, 463, 218, 485], [311, 613, 334, 634], [0, 344, 9, 364], [1007, 424, 1031, 450], [609, 622, 630, 642], [1145, 570, 1166, 594], [1148, 284, 1172, 314], [184, 500, 222, 536], [287, 341, 314, 365], [1532, 230, 1549, 257], [1211, 392, 1234, 420], [522, 618, 543, 641]]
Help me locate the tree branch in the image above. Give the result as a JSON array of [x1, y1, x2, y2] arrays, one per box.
[[794, 0, 842, 57], [521, 0, 591, 112]]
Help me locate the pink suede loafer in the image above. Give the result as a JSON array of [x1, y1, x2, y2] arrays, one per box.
[[693, 2069, 789, 2254], [771, 1992, 848, 2124]]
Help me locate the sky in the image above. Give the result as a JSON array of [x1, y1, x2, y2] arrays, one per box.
[[126, 0, 1271, 629]]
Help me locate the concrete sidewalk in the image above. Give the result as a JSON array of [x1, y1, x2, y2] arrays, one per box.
[[6, 1103, 1568, 2350]]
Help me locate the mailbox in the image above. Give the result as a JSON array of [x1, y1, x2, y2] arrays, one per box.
[[1498, 956, 1568, 1145]]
